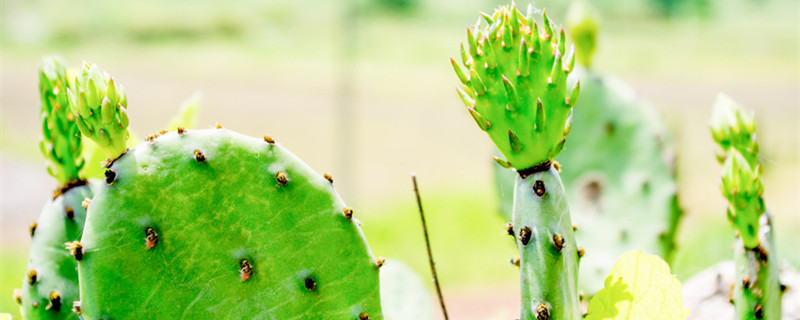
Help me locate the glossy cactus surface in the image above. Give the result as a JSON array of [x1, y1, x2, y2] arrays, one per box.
[[76, 128, 383, 319]]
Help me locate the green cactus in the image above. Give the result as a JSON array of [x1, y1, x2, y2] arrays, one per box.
[[68, 63, 382, 319], [712, 94, 781, 320], [494, 0, 683, 295], [452, 4, 582, 319], [17, 56, 94, 320]]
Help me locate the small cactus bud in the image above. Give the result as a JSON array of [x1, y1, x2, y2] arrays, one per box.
[[145, 228, 158, 250], [533, 180, 546, 197], [240, 260, 253, 282], [27, 269, 38, 286], [343, 207, 354, 219], [46, 291, 62, 311], [519, 226, 532, 246], [29, 222, 37, 238], [66, 241, 84, 261], [304, 277, 316, 291], [276, 171, 288, 185], [193, 149, 206, 163]]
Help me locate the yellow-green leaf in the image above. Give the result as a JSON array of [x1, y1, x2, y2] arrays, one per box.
[[586, 251, 689, 320]]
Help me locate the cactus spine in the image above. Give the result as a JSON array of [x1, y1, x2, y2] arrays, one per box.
[[711, 94, 781, 320], [68, 63, 383, 319], [452, 4, 581, 319], [18, 56, 94, 320]]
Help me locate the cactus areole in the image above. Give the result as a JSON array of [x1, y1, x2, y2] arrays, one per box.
[[452, 4, 582, 320]]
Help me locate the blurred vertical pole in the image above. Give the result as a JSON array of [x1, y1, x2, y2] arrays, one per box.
[[336, 0, 358, 202]]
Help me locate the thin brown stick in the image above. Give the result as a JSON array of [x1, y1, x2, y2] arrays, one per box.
[[411, 173, 449, 320]]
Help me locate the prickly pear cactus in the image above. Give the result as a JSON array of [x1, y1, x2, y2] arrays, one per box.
[[712, 94, 781, 320], [67, 63, 382, 319], [452, 4, 582, 319], [17, 56, 94, 320], [494, 0, 683, 295]]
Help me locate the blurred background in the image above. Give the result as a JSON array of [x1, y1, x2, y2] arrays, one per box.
[[1, 0, 797, 318]]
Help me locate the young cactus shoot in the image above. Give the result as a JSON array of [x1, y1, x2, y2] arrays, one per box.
[[451, 3, 580, 171], [68, 62, 129, 160]]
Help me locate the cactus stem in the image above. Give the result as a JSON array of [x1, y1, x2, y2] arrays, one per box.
[[104, 169, 116, 184], [263, 135, 275, 144], [533, 180, 546, 197], [145, 228, 158, 250], [47, 291, 62, 311], [13, 289, 21, 305], [66, 241, 84, 261], [519, 226, 532, 245], [375, 257, 385, 270], [177, 127, 186, 135], [193, 149, 207, 163], [552, 234, 564, 252], [343, 207, 354, 219], [82, 198, 92, 209], [239, 260, 253, 282], [506, 222, 515, 236], [65, 206, 74, 219], [29, 222, 37, 238], [27, 269, 38, 286], [73, 301, 82, 315], [304, 277, 317, 291], [276, 172, 288, 186], [323, 173, 334, 183], [535, 302, 551, 320]]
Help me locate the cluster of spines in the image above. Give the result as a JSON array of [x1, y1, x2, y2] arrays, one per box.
[[67, 62, 130, 160], [39, 56, 85, 186], [451, 3, 580, 170]]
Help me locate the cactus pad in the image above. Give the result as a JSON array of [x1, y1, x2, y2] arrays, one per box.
[[76, 128, 382, 319], [452, 4, 580, 170], [19, 185, 93, 320]]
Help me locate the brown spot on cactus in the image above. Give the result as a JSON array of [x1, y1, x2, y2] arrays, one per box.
[[104, 169, 116, 184], [753, 244, 769, 262], [577, 246, 585, 258], [29, 222, 37, 238], [263, 135, 275, 144], [82, 198, 91, 209], [604, 122, 615, 135], [572, 224, 578, 232], [13, 289, 21, 305], [323, 173, 333, 183], [46, 291, 62, 311], [276, 172, 288, 185], [215, 122, 223, 129], [177, 127, 186, 135], [240, 260, 253, 282], [342, 207, 354, 219], [66, 241, 84, 261], [65, 206, 74, 219], [27, 269, 38, 286], [194, 149, 206, 163], [742, 276, 751, 289], [511, 256, 520, 267], [145, 228, 158, 250], [358, 312, 370, 320], [32, 301, 40, 308], [72, 301, 82, 315], [535, 302, 550, 320], [552, 161, 561, 172], [519, 226, 532, 246], [781, 282, 788, 293], [582, 179, 602, 206], [304, 277, 316, 291], [553, 234, 565, 252], [506, 222, 515, 236], [375, 257, 385, 269], [145, 132, 160, 143], [754, 304, 763, 319], [533, 180, 546, 197]]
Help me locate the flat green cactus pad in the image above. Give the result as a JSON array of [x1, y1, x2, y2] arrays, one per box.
[[452, 4, 580, 170], [19, 185, 93, 320], [76, 128, 382, 319]]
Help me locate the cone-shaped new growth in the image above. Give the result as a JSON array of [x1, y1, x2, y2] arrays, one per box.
[[452, 4, 580, 171], [67, 62, 129, 160], [39, 56, 84, 186], [453, 5, 582, 320], [78, 128, 382, 319], [19, 56, 94, 320], [711, 94, 781, 320], [565, 0, 599, 68]]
